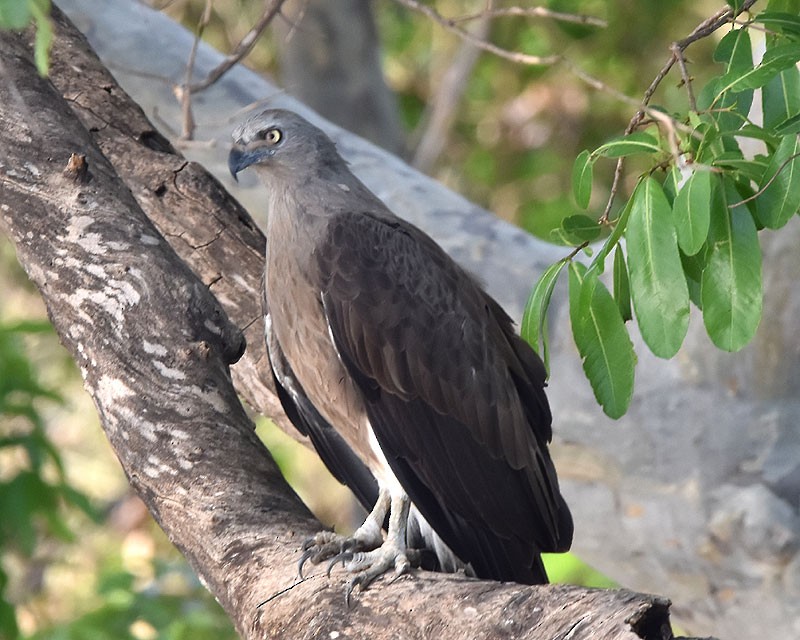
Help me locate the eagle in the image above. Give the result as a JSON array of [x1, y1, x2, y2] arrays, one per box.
[[228, 109, 573, 593]]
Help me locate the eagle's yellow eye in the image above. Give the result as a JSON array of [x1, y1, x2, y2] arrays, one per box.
[[264, 128, 282, 144]]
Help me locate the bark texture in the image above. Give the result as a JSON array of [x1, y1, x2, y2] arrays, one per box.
[[0, 9, 703, 640]]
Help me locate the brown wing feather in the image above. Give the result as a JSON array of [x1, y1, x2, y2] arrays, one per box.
[[317, 209, 572, 579]]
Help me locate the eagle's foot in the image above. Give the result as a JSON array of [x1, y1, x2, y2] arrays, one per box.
[[300, 489, 417, 604], [298, 528, 382, 578], [335, 544, 422, 605]]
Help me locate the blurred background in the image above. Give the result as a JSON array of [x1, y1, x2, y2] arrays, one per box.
[[1, 0, 732, 637]]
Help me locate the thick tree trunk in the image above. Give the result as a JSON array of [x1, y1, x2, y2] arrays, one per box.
[[0, 9, 703, 640]]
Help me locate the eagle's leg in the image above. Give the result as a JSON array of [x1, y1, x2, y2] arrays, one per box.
[[298, 487, 391, 577], [334, 491, 421, 599]]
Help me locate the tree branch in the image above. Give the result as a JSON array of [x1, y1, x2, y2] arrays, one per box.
[[393, 0, 561, 66], [0, 7, 711, 639], [452, 6, 607, 28], [187, 0, 286, 94], [177, 0, 287, 140]]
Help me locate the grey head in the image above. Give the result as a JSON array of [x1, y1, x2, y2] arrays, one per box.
[[228, 109, 346, 183]]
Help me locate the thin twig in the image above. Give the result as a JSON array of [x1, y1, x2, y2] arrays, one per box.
[[393, 0, 560, 66], [187, 0, 287, 93], [564, 60, 700, 146], [731, 17, 776, 36], [648, 109, 682, 167], [177, 0, 287, 141], [600, 159, 627, 224], [452, 6, 607, 29], [563, 241, 591, 262], [670, 42, 697, 112], [730, 151, 800, 207], [395, 0, 736, 225], [600, 0, 760, 221], [278, 0, 310, 47], [178, 0, 212, 140], [395, 0, 697, 161]]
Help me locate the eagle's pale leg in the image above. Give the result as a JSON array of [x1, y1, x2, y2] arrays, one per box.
[[298, 487, 390, 577], [352, 487, 391, 548], [338, 491, 421, 600]]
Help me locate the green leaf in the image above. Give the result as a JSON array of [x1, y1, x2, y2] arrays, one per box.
[[680, 249, 707, 309], [549, 227, 577, 246], [663, 166, 681, 202], [572, 150, 594, 209], [521, 260, 568, 372], [687, 112, 723, 162], [569, 263, 635, 419], [717, 89, 754, 132], [0, 1, 51, 74], [701, 183, 762, 351], [723, 124, 779, 144], [704, 30, 754, 131], [776, 112, 800, 135], [755, 11, 800, 37], [673, 168, 713, 255], [59, 483, 102, 522], [714, 28, 753, 74], [717, 43, 800, 95], [0, 0, 32, 29], [626, 177, 690, 358], [712, 151, 769, 183], [612, 246, 632, 322], [592, 132, 661, 159], [560, 214, 602, 244], [755, 134, 800, 229], [767, 0, 797, 10], [0, 472, 52, 555], [30, 1, 52, 77], [763, 66, 800, 130], [697, 77, 753, 134], [590, 190, 635, 269]]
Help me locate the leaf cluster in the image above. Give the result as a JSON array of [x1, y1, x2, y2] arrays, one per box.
[[523, 3, 800, 418]]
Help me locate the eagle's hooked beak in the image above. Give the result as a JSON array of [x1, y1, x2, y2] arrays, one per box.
[[228, 144, 276, 181], [227, 145, 248, 182]]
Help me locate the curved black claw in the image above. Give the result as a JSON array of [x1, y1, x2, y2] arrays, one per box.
[[298, 531, 372, 579], [345, 577, 360, 609], [297, 547, 317, 579], [327, 551, 355, 577], [301, 538, 318, 552]]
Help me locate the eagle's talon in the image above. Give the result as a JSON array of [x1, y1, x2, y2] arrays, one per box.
[[297, 548, 316, 578], [298, 530, 376, 580], [344, 579, 359, 609], [301, 530, 341, 552], [326, 551, 355, 577]]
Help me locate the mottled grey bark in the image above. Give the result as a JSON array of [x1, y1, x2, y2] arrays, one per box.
[[0, 7, 702, 640]]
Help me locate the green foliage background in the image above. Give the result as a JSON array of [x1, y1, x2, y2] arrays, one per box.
[[2, 0, 798, 636]]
